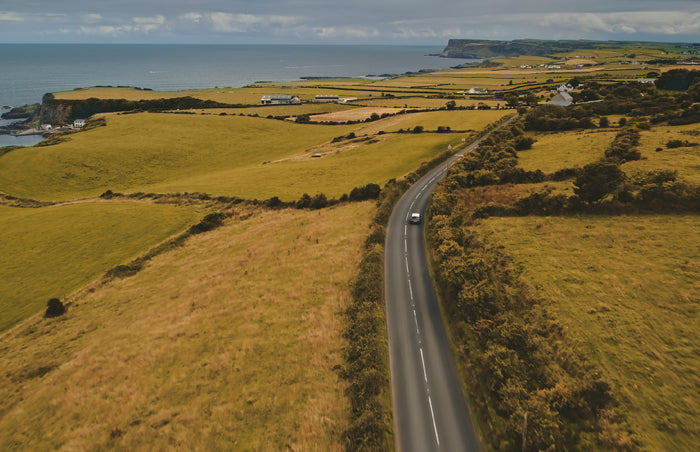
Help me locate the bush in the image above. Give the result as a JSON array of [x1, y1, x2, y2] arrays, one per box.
[[514, 136, 536, 151], [667, 139, 699, 149], [45, 298, 66, 318], [574, 162, 626, 204], [188, 213, 227, 234], [349, 183, 381, 202]]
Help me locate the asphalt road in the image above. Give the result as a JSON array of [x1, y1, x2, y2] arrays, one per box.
[[384, 116, 516, 452]]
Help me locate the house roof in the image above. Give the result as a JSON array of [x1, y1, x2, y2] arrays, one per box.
[[548, 92, 573, 106]]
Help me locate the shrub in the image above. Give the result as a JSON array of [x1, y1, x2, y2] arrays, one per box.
[[574, 162, 626, 204], [349, 183, 381, 202], [667, 139, 699, 149], [514, 136, 536, 151], [310, 193, 328, 209], [188, 213, 227, 234], [45, 298, 66, 318]]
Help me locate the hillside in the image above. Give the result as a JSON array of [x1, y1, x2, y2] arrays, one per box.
[[0, 203, 374, 450], [441, 38, 700, 59]]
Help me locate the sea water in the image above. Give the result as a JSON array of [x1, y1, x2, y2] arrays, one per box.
[[0, 44, 473, 108]]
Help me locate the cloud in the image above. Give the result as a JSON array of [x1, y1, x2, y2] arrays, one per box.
[[83, 13, 102, 24], [532, 10, 700, 36], [0, 11, 25, 22], [2, 2, 699, 44], [132, 15, 166, 33], [313, 26, 380, 39], [181, 11, 302, 33]]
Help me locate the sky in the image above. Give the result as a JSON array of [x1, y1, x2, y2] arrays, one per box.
[[1, 0, 698, 45]]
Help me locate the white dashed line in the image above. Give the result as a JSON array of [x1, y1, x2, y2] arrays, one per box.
[[428, 395, 441, 447]]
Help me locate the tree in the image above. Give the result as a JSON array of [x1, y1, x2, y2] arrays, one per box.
[[599, 116, 610, 128], [45, 298, 66, 318], [295, 114, 310, 123], [445, 100, 457, 110], [573, 162, 625, 203]]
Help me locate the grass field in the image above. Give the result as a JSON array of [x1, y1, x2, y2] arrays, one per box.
[[379, 109, 512, 133], [0, 202, 374, 450], [623, 124, 700, 183], [185, 103, 354, 117], [0, 111, 465, 202], [142, 131, 466, 200], [356, 97, 503, 109], [477, 215, 700, 451], [0, 113, 355, 201], [0, 202, 202, 332], [517, 130, 617, 173]]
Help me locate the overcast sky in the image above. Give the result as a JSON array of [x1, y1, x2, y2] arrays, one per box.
[[1, 1, 698, 45]]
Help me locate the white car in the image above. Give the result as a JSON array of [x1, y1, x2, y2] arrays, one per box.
[[408, 213, 422, 224]]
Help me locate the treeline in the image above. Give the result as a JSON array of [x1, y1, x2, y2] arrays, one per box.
[[41, 93, 239, 122], [100, 182, 382, 211], [522, 74, 700, 132], [426, 200, 635, 450], [427, 126, 642, 448], [442, 123, 699, 217]]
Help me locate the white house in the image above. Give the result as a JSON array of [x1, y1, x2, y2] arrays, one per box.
[[547, 92, 573, 107], [40, 124, 52, 131], [73, 119, 87, 128], [260, 94, 300, 105], [468, 87, 488, 95], [557, 84, 575, 93]]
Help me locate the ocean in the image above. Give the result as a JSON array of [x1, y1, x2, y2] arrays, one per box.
[[0, 43, 473, 147]]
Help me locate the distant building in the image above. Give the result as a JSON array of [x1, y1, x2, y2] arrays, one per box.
[[468, 87, 488, 95], [637, 77, 657, 84], [314, 94, 340, 103], [547, 92, 573, 107], [557, 84, 575, 93], [260, 94, 300, 105], [339, 97, 357, 104], [40, 124, 52, 131], [73, 119, 86, 128]]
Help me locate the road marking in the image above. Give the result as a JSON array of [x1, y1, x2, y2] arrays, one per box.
[[428, 395, 441, 447], [405, 257, 410, 273], [404, 239, 408, 253], [408, 280, 413, 300], [419, 348, 428, 383]]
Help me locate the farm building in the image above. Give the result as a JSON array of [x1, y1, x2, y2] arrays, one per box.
[[314, 95, 340, 103], [73, 119, 87, 128], [260, 94, 301, 105], [547, 92, 573, 107]]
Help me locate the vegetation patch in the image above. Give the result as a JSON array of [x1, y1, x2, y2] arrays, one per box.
[[0, 202, 202, 332], [476, 215, 699, 452]]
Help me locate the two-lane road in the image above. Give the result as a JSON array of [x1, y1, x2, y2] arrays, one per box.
[[385, 116, 516, 451]]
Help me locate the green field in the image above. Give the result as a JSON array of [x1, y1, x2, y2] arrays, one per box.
[[517, 130, 616, 173], [380, 109, 512, 132], [0, 202, 202, 332], [624, 124, 700, 183], [0, 111, 465, 202], [477, 215, 699, 451]]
